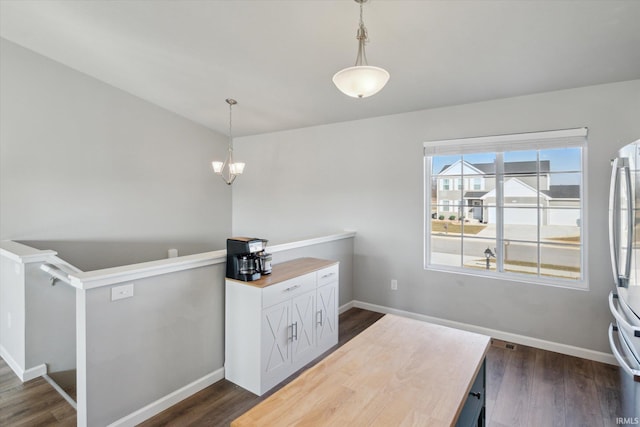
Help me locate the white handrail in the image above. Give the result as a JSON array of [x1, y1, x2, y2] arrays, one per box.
[[3, 231, 357, 290], [40, 263, 73, 286]]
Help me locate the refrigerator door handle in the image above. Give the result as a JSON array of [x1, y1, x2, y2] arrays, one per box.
[[622, 162, 633, 287], [609, 157, 633, 288], [609, 323, 640, 382], [609, 292, 640, 337], [610, 157, 621, 286]]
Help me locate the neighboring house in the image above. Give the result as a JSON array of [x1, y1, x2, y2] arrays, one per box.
[[435, 160, 580, 225]]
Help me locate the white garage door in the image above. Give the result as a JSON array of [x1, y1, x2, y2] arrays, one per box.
[[488, 206, 538, 225], [548, 209, 580, 226]]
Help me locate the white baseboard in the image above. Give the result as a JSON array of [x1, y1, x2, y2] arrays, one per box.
[[23, 363, 47, 381], [351, 300, 618, 366], [43, 374, 77, 409], [107, 368, 225, 427], [338, 301, 354, 314], [0, 344, 22, 379], [0, 344, 47, 381]]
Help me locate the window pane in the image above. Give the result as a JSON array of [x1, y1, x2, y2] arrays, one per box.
[[503, 240, 539, 277], [540, 242, 581, 280], [468, 221, 494, 239], [431, 217, 462, 235], [545, 172, 581, 207], [462, 200, 489, 224], [503, 207, 539, 228], [504, 150, 538, 175], [429, 232, 462, 267], [462, 237, 497, 271], [543, 208, 581, 228], [503, 176, 541, 204], [540, 147, 581, 172], [462, 153, 496, 174], [432, 155, 462, 175]]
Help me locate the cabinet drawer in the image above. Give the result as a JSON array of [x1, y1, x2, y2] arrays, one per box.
[[263, 273, 316, 308], [317, 264, 339, 287]]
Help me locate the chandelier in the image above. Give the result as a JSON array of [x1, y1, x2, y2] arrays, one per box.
[[212, 98, 245, 185], [332, 0, 390, 98]]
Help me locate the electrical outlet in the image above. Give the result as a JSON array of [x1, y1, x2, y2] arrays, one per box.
[[391, 279, 398, 290], [111, 283, 134, 301]]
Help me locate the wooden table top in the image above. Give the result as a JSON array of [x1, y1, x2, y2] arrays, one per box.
[[231, 314, 490, 426], [227, 257, 338, 289]]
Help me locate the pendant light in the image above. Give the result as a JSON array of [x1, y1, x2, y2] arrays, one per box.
[[212, 98, 245, 185], [333, 0, 389, 98]]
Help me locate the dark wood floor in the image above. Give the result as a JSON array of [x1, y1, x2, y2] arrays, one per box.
[[0, 308, 623, 426], [0, 360, 75, 426]]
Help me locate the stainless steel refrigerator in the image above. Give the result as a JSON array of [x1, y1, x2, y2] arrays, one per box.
[[609, 138, 640, 421]]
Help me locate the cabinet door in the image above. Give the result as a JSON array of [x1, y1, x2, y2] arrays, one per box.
[[261, 300, 291, 385], [316, 281, 338, 350], [291, 290, 316, 366]]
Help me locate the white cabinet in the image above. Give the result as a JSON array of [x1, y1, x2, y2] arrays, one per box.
[[225, 258, 339, 395]]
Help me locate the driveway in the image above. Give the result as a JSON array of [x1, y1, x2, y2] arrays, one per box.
[[476, 224, 580, 241]]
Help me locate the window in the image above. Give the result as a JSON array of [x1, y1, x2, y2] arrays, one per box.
[[424, 128, 587, 288], [442, 178, 450, 191], [472, 178, 482, 190]]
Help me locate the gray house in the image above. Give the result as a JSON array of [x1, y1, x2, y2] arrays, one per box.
[[436, 160, 580, 225]]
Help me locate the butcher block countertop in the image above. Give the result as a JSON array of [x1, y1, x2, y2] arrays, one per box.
[[231, 314, 491, 426], [227, 257, 338, 288]]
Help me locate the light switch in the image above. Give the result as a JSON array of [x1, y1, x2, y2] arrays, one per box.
[[111, 283, 134, 301]]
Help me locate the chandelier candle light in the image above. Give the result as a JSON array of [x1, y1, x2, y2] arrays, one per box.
[[212, 98, 245, 185], [332, 0, 390, 98]]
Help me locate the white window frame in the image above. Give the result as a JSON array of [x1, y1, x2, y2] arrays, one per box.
[[423, 128, 588, 290]]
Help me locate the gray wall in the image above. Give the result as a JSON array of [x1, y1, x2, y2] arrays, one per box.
[[0, 256, 25, 369], [80, 263, 225, 426], [0, 38, 232, 247], [233, 80, 640, 354]]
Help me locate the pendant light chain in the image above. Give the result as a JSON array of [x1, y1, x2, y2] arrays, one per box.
[[228, 99, 234, 153], [355, 1, 368, 66]]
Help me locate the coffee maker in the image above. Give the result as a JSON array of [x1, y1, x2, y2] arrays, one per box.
[[226, 237, 271, 281]]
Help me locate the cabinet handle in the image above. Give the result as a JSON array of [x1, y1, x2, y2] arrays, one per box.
[[469, 392, 482, 400], [284, 284, 301, 292], [317, 310, 323, 326], [321, 272, 335, 279], [292, 321, 298, 341]]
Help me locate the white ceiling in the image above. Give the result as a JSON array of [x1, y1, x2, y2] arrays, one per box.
[[1, 0, 639, 137]]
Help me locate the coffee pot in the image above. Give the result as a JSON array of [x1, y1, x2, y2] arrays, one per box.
[[226, 237, 270, 281], [256, 251, 272, 275]]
